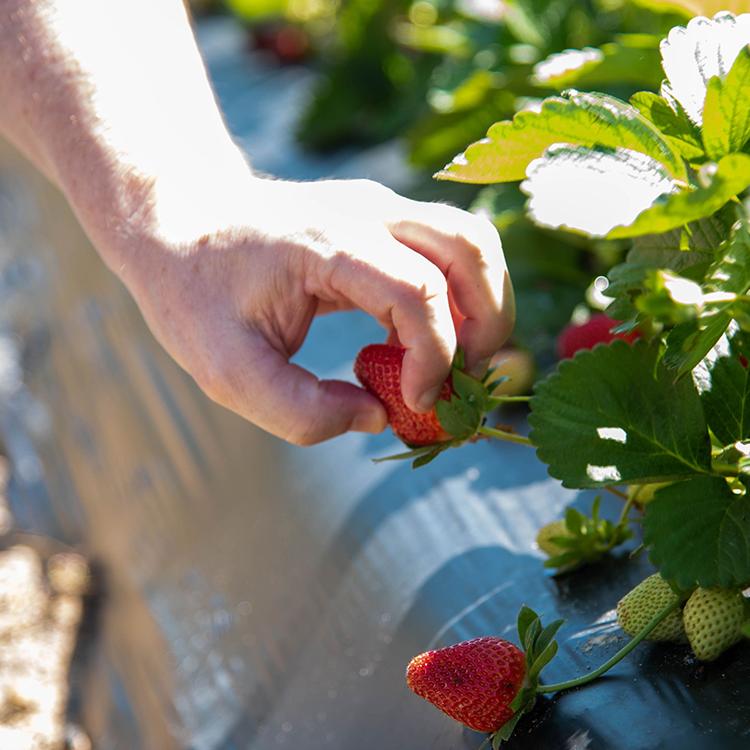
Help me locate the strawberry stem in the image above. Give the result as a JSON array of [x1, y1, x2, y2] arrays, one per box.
[[478, 425, 533, 446], [535, 598, 681, 694]]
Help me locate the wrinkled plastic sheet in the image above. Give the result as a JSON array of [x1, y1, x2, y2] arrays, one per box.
[[0, 15, 747, 750]]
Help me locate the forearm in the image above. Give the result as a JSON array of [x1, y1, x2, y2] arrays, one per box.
[[0, 0, 248, 267]]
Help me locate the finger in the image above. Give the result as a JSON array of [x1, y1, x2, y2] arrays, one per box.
[[386, 200, 515, 369], [323, 233, 456, 412], [199, 329, 387, 445]]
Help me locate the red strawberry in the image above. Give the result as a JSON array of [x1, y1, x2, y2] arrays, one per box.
[[354, 344, 451, 446], [557, 313, 639, 359], [406, 636, 526, 733]]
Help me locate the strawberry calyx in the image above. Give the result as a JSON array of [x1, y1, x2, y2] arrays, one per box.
[[488, 607, 563, 747], [538, 497, 634, 573]]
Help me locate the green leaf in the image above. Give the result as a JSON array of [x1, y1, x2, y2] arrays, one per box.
[[452, 369, 489, 412], [694, 329, 750, 444], [533, 619, 564, 659], [663, 217, 750, 375], [706, 215, 750, 296], [663, 312, 732, 376], [522, 144, 678, 237], [702, 46, 750, 160], [630, 91, 705, 162], [608, 154, 750, 239], [517, 605, 539, 645], [436, 90, 687, 184], [412, 449, 442, 469], [527, 640, 558, 682], [529, 340, 712, 488], [644, 476, 750, 588], [435, 397, 481, 440], [659, 12, 750, 127], [629, 0, 748, 16], [532, 36, 663, 91]]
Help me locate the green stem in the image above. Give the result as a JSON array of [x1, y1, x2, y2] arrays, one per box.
[[536, 598, 681, 694], [478, 425, 533, 446], [712, 462, 740, 477], [490, 395, 532, 403], [604, 485, 628, 501], [615, 490, 637, 526]]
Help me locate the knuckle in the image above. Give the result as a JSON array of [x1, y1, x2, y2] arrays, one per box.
[[468, 214, 502, 255]]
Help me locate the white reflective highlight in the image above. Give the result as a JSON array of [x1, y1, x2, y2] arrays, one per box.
[[596, 427, 627, 444]]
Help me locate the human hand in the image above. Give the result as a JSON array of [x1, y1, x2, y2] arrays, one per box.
[[106, 168, 514, 446]]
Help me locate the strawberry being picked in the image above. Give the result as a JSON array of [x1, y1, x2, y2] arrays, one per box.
[[354, 344, 452, 447], [355, 344, 523, 466]]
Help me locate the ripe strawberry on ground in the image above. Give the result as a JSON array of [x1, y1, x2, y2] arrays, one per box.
[[354, 344, 452, 446], [616, 574, 686, 642], [406, 637, 526, 733], [557, 313, 639, 360], [683, 587, 748, 661]]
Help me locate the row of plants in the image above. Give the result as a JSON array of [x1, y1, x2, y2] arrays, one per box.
[[351, 7, 750, 746], [194, 0, 750, 743]]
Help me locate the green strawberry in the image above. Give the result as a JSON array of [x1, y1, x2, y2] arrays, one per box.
[[536, 520, 569, 558], [616, 574, 686, 642], [627, 483, 670, 506], [683, 587, 748, 661]]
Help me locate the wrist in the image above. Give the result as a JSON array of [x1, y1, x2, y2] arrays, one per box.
[[62, 134, 259, 273]]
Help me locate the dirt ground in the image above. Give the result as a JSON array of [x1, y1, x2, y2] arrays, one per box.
[[0, 459, 90, 750]]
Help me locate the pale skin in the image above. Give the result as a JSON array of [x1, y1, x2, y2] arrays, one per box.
[[0, 0, 514, 445]]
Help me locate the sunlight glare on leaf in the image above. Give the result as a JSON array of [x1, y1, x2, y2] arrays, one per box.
[[660, 12, 750, 125], [596, 427, 627, 444], [586, 464, 622, 482], [522, 145, 677, 236]]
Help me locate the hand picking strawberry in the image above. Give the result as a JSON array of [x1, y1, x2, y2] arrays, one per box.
[[354, 344, 532, 467]]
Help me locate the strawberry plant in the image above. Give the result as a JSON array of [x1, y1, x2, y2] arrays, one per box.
[[355, 9, 750, 745]]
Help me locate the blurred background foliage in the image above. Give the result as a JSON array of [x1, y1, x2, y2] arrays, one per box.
[[192, 0, 750, 367]]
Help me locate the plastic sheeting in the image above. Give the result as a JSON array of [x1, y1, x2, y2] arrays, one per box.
[[0, 15, 748, 750]]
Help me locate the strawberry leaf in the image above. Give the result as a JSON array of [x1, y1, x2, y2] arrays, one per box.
[[436, 90, 686, 184], [644, 476, 750, 588], [659, 12, 750, 127], [607, 154, 750, 239], [662, 312, 733, 376], [702, 45, 750, 160], [522, 144, 678, 237], [532, 36, 662, 90], [694, 329, 750, 444], [530, 340, 711, 488], [630, 91, 705, 162]]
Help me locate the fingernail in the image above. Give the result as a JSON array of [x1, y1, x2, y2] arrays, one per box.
[[352, 410, 387, 434], [416, 385, 442, 413]]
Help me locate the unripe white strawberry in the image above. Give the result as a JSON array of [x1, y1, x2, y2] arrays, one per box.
[[683, 587, 748, 661], [488, 349, 535, 397], [626, 482, 670, 506], [616, 574, 686, 642]]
